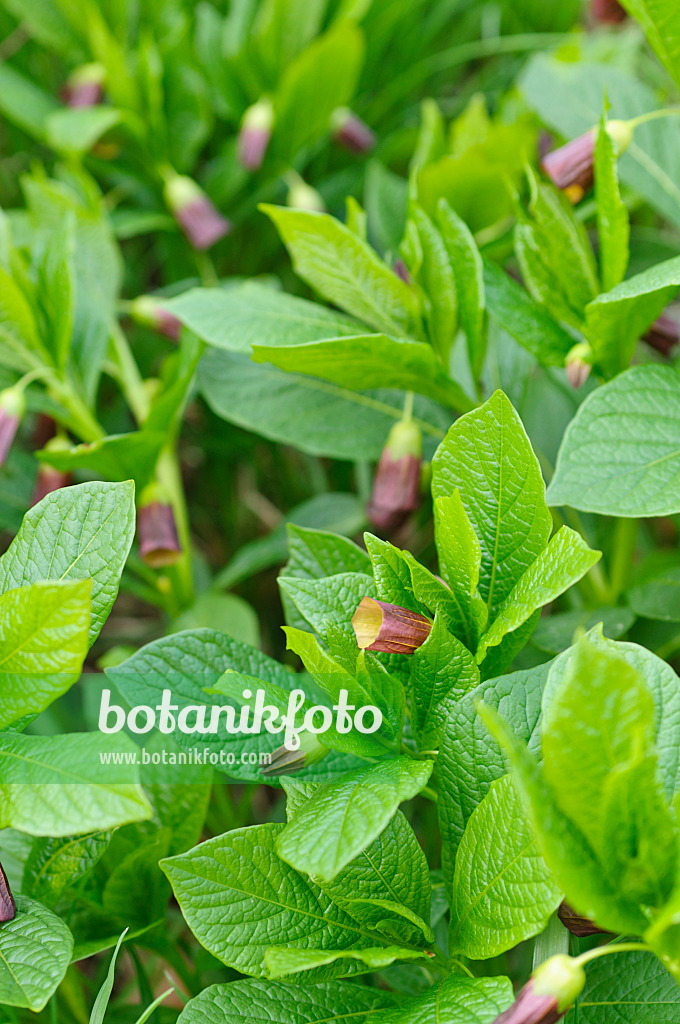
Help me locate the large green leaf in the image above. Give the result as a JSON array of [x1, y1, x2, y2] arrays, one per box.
[[483, 260, 574, 366], [278, 572, 376, 638], [176, 979, 398, 1024], [569, 949, 680, 1023], [619, 0, 680, 88], [0, 732, 151, 836], [252, 334, 473, 411], [0, 480, 135, 644], [162, 823, 399, 979], [0, 895, 73, 1011], [547, 365, 680, 516], [262, 206, 419, 336], [371, 975, 513, 1024], [22, 831, 111, 907], [36, 432, 166, 488], [198, 350, 448, 461], [410, 615, 479, 750], [448, 775, 562, 959], [431, 390, 552, 615], [275, 759, 433, 880], [0, 580, 90, 729]]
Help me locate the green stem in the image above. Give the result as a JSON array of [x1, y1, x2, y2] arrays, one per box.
[[608, 517, 638, 602], [156, 445, 194, 609], [574, 942, 651, 967], [533, 912, 569, 970], [50, 380, 105, 442], [627, 107, 680, 130], [109, 323, 150, 424]]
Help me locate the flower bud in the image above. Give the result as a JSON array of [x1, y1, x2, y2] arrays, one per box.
[[368, 419, 422, 532], [0, 386, 26, 466], [31, 436, 73, 507], [261, 732, 329, 776], [330, 107, 376, 154], [62, 63, 106, 108], [590, 0, 627, 23], [565, 342, 593, 389], [164, 173, 231, 250], [541, 120, 633, 202], [138, 482, 182, 568], [352, 596, 431, 655], [238, 98, 274, 170], [643, 311, 679, 356], [0, 861, 16, 922], [557, 901, 606, 937], [286, 179, 325, 212], [492, 955, 585, 1024], [130, 295, 182, 341]]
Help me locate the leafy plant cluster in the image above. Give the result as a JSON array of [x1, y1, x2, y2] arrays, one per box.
[[2, 0, 680, 1023]]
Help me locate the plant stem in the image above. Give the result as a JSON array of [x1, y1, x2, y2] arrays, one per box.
[[532, 912, 569, 970], [608, 517, 638, 602], [574, 942, 651, 967], [109, 323, 150, 424], [628, 107, 680, 130], [156, 445, 194, 608], [50, 380, 105, 442]]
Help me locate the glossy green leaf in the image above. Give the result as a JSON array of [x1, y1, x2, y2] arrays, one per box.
[[570, 949, 680, 1022], [437, 199, 485, 371], [410, 615, 479, 750], [373, 975, 513, 1024], [433, 493, 487, 647], [0, 895, 73, 1011], [279, 572, 376, 637]]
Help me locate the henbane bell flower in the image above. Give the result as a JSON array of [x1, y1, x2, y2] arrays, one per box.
[[564, 342, 593, 389], [238, 98, 274, 171], [0, 861, 16, 922], [62, 63, 106, 107], [492, 954, 586, 1024], [261, 732, 329, 776], [590, 0, 627, 23], [330, 107, 376, 154], [368, 418, 422, 532], [163, 172, 231, 250], [0, 385, 26, 466], [541, 119, 633, 202], [352, 597, 431, 654], [130, 295, 182, 341], [138, 482, 182, 568]]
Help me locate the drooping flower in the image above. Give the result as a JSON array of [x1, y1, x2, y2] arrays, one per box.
[[564, 342, 593, 389], [0, 861, 16, 922], [331, 107, 376, 154], [164, 173, 231, 250], [368, 418, 422, 532], [643, 312, 679, 356], [238, 98, 274, 171], [62, 63, 106, 107], [541, 120, 633, 202], [261, 732, 329, 776], [492, 954, 586, 1024], [0, 386, 26, 466], [137, 482, 182, 568], [130, 295, 182, 341], [352, 596, 432, 655], [590, 0, 627, 24]]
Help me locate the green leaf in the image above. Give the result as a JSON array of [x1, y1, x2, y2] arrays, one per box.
[[89, 930, 127, 1024], [584, 256, 680, 375], [483, 260, 575, 366], [0, 895, 73, 1011], [619, 0, 680, 89], [370, 975, 513, 1024], [431, 390, 552, 615], [278, 572, 376, 638], [569, 949, 680, 1023], [449, 774, 562, 959], [476, 527, 601, 661], [275, 758, 433, 880], [0, 480, 136, 645], [410, 615, 479, 750], [532, 607, 635, 654], [34, 213, 75, 370], [0, 265, 47, 372], [252, 334, 474, 412], [547, 365, 680, 516], [285, 525, 372, 580], [265, 945, 427, 979], [262, 206, 420, 336], [402, 204, 457, 361], [22, 831, 111, 907], [36, 431, 166, 488], [45, 106, 123, 155], [595, 114, 629, 293], [162, 823, 399, 979], [175, 978, 398, 1024], [102, 829, 172, 929], [0, 732, 152, 835], [198, 349, 447, 461], [0, 64, 59, 141], [629, 562, 680, 622], [433, 493, 487, 647], [0, 579, 90, 729], [165, 282, 362, 353], [437, 199, 485, 372]]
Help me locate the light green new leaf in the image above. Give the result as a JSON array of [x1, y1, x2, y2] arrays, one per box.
[[547, 365, 680, 516], [403, 204, 457, 361], [449, 775, 562, 959], [275, 758, 433, 880], [483, 260, 574, 366], [619, 0, 680, 89], [162, 823, 395, 979], [0, 732, 151, 836], [373, 974, 514, 1024], [476, 527, 601, 661], [0, 265, 47, 372], [431, 390, 552, 614], [584, 255, 680, 375], [437, 199, 485, 372], [265, 944, 427, 979], [176, 978, 398, 1024], [595, 115, 629, 293], [410, 615, 479, 750], [0, 480, 136, 644], [253, 334, 473, 411], [262, 206, 419, 336], [434, 492, 487, 646], [166, 282, 362, 353], [0, 580, 90, 729], [34, 214, 75, 371], [0, 896, 73, 1011]]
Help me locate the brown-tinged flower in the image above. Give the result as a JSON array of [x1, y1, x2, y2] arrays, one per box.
[[31, 436, 72, 506], [138, 483, 182, 568], [238, 98, 274, 170], [286, 178, 325, 212], [492, 955, 586, 1024], [590, 0, 627, 23], [368, 419, 422, 532], [62, 63, 106, 108], [541, 120, 632, 202], [331, 107, 376, 154], [0, 386, 25, 466], [0, 861, 16, 922], [557, 901, 607, 937], [130, 295, 182, 341], [352, 596, 432, 655], [643, 312, 679, 356], [564, 342, 593, 389], [164, 173, 231, 250], [261, 732, 329, 777]]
